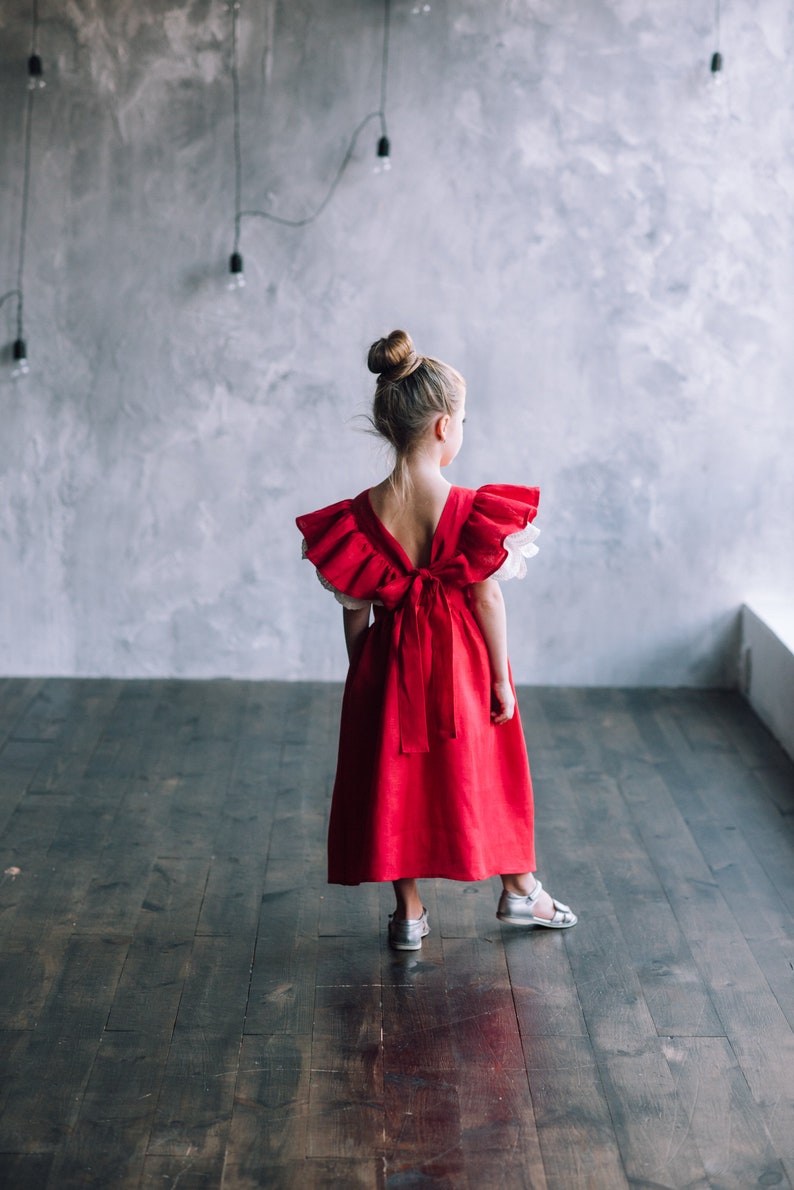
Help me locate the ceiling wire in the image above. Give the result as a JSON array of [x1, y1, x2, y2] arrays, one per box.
[[231, 0, 392, 243], [230, 1, 243, 254], [16, 63, 37, 341], [3, 0, 41, 364]]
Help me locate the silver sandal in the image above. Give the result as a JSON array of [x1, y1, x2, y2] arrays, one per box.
[[388, 907, 430, 950], [496, 880, 577, 929]]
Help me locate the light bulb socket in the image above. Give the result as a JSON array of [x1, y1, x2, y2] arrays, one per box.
[[28, 53, 43, 78], [13, 338, 28, 363], [710, 51, 723, 73], [377, 135, 391, 159], [229, 251, 244, 275]]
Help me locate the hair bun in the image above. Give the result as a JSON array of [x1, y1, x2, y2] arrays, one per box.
[[367, 329, 421, 380]]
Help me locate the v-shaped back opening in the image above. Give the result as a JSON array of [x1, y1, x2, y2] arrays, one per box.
[[364, 486, 456, 571]]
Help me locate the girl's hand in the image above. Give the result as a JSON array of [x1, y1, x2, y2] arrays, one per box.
[[491, 679, 515, 725]]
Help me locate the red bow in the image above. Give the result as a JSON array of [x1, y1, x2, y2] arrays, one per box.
[[378, 567, 457, 754]]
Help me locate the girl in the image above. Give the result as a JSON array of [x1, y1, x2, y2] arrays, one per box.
[[296, 330, 576, 950]]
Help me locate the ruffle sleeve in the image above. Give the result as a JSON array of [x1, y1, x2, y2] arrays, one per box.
[[458, 484, 540, 583], [296, 498, 396, 608]]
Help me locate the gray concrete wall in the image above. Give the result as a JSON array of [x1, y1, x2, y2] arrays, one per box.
[[1, 0, 793, 683]]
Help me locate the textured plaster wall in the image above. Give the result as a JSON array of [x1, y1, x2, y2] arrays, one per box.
[[1, 0, 793, 683]]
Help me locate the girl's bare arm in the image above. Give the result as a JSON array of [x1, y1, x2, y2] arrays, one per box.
[[343, 604, 372, 663], [468, 579, 515, 724]]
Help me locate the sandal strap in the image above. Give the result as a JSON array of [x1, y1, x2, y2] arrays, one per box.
[[550, 899, 573, 922]]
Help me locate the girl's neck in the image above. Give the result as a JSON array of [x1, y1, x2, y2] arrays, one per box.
[[399, 448, 450, 496], [370, 448, 450, 530]]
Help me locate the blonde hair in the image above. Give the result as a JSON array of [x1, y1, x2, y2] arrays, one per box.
[[367, 329, 465, 498]]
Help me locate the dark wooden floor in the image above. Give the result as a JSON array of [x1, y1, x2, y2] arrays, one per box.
[[0, 680, 793, 1189]]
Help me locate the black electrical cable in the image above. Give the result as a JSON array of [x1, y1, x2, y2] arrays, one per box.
[[0, 289, 22, 313], [230, 0, 243, 254], [231, 0, 392, 247], [238, 111, 382, 231], [711, 0, 723, 71], [7, 0, 42, 358], [16, 82, 35, 341], [379, 0, 391, 140]]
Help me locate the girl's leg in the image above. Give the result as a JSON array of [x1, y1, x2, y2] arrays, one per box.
[[500, 873, 557, 920], [392, 878, 424, 920]]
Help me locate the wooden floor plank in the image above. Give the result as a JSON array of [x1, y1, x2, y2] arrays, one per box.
[[382, 978, 461, 1174], [3, 800, 118, 951], [597, 1045, 711, 1188], [146, 1030, 242, 1161], [443, 936, 526, 1070], [9, 679, 79, 743], [572, 766, 724, 1037], [0, 784, 72, 911], [0, 928, 73, 1029], [647, 693, 794, 917], [78, 680, 162, 787], [74, 682, 225, 936], [0, 678, 44, 744], [614, 731, 794, 1176], [308, 983, 384, 1160], [34, 932, 130, 1041], [105, 857, 210, 1033], [174, 932, 255, 1034], [747, 934, 794, 1030], [663, 1035, 792, 1190], [141, 1155, 227, 1188], [434, 876, 500, 940], [0, 1153, 54, 1189], [45, 1030, 170, 1189], [225, 1034, 312, 1170], [222, 1157, 385, 1189], [244, 856, 321, 1038], [25, 680, 123, 796], [0, 679, 792, 1190], [564, 904, 659, 1057], [0, 1031, 101, 1154], [523, 1036, 628, 1190], [444, 938, 547, 1186]]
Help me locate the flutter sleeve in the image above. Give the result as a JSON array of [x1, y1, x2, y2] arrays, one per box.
[[457, 484, 541, 583], [296, 498, 395, 609]]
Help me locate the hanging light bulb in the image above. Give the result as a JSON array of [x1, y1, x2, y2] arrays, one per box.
[[27, 53, 45, 89], [375, 134, 391, 174], [711, 0, 723, 78], [12, 338, 29, 378], [228, 251, 245, 289]]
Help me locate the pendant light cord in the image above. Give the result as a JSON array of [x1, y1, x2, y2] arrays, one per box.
[[16, 83, 36, 340], [230, 1, 243, 254], [232, 0, 391, 238], [379, 0, 391, 139], [6, 0, 41, 346]]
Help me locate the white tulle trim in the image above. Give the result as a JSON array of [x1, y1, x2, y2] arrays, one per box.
[[316, 569, 372, 610], [302, 539, 372, 610], [490, 525, 540, 582]]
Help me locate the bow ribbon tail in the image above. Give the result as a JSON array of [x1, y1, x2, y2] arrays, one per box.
[[396, 599, 430, 753], [429, 585, 456, 741]]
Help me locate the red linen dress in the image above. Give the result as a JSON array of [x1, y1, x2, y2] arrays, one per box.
[[296, 484, 541, 886]]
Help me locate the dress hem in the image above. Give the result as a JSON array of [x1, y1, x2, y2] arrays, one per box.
[[328, 862, 537, 886]]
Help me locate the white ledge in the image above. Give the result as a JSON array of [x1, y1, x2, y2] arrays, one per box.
[[740, 602, 794, 762]]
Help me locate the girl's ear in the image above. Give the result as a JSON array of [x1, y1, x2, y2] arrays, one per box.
[[435, 414, 450, 442]]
